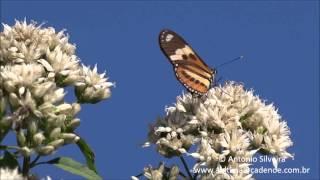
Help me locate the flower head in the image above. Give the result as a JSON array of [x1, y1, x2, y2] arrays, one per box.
[[146, 82, 293, 177], [75, 64, 114, 104], [0, 20, 113, 157], [134, 163, 180, 180]]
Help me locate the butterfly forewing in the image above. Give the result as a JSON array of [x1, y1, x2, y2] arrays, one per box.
[[159, 29, 215, 95]]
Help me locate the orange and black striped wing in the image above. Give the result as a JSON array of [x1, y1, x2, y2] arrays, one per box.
[[159, 29, 215, 95], [175, 65, 212, 94]]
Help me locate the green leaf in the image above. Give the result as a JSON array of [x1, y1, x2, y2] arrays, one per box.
[[0, 151, 20, 170], [76, 137, 97, 173], [49, 157, 102, 180], [0, 123, 10, 143]]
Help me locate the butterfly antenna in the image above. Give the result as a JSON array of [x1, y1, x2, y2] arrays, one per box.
[[216, 56, 244, 69]]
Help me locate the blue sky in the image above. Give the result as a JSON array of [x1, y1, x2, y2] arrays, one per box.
[[1, 1, 319, 179]]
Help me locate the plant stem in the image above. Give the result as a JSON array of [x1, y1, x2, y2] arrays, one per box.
[[180, 156, 193, 179], [30, 155, 41, 168], [22, 156, 30, 177], [31, 161, 49, 167], [0, 145, 20, 150], [193, 172, 198, 179]]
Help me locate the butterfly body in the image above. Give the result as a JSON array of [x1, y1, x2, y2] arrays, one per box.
[[159, 29, 216, 95]]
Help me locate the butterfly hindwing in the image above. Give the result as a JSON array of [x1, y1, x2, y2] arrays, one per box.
[[175, 65, 211, 94], [159, 29, 215, 95]]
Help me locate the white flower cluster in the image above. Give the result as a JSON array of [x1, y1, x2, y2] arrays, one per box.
[[0, 168, 24, 180], [131, 163, 180, 180], [0, 20, 113, 157], [145, 82, 292, 179]]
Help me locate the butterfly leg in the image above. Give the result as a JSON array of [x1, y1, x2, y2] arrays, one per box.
[[213, 76, 223, 87]]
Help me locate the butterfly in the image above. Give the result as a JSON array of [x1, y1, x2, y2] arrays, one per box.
[[159, 29, 216, 96]]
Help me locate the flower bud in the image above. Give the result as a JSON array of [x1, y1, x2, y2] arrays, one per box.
[[189, 152, 201, 159], [33, 132, 45, 145], [20, 146, 31, 157], [257, 126, 266, 134], [169, 165, 180, 180], [37, 59, 53, 72], [68, 118, 80, 130], [56, 103, 72, 114], [142, 142, 150, 148], [178, 148, 187, 154], [54, 115, 66, 126], [75, 78, 112, 104], [28, 120, 37, 135], [9, 93, 20, 108], [33, 110, 43, 118], [17, 130, 26, 146], [18, 87, 26, 96], [61, 133, 77, 144], [0, 117, 11, 127], [200, 131, 208, 137], [50, 127, 61, 139], [33, 81, 54, 98], [74, 136, 80, 142], [49, 139, 64, 149], [152, 163, 165, 179], [72, 103, 81, 116], [48, 72, 55, 79], [131, 176, 139, 180], [0, 94, 6, 116], [3, 81, 16, 93], [38, 145, 55, 155]]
